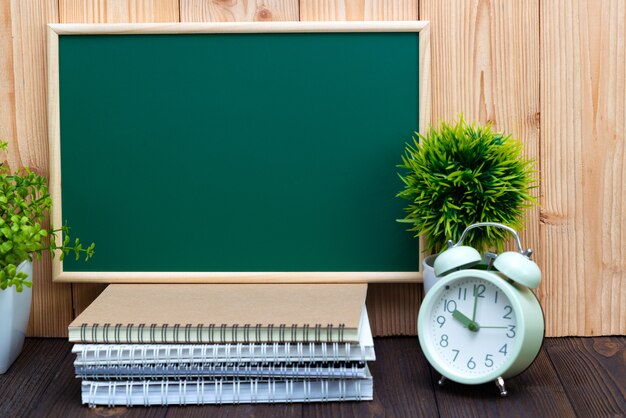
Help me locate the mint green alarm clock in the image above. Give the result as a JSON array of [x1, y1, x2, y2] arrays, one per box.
[[417, 222, 544, 396]]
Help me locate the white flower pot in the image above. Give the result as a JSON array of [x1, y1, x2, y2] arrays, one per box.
[[422, 254, 439, 295], [0, 260, 33, 374]]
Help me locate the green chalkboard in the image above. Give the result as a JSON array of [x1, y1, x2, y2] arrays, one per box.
[[49, 23, 428, 282]]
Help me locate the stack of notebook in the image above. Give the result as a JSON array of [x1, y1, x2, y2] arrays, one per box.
[[68, 283, 374, 407]]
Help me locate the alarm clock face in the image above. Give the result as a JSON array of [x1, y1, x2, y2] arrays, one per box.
[[419, 272, 522, 384]]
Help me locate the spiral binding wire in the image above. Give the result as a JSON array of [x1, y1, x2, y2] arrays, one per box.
[[80, 322, 347, 344], [76, 361, 367, 380], [74, 341, 371, 366], [83, 376, 372, 407]]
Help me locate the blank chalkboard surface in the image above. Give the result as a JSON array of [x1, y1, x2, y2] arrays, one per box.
[[47, 22, 431, 283]]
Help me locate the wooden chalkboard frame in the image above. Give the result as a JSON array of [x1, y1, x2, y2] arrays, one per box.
[[47, 21, 431, 284]]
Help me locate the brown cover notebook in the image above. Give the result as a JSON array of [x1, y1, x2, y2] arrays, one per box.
[[68, 283, 367, 343]]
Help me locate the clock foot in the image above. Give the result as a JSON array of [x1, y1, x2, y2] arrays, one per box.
[[438, 375, 447, 386], [495, 377, 508, 397]]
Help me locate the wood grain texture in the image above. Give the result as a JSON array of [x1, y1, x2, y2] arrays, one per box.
[[9, 0, 73, 338], [0, 1, 19, 166], [432, 348, 577, 417], [545, 337, 626, 416], [304, 338, 439, 418], [10, 0, 58, 171], [301, 0, 422, 339], [166, 401, 302, 417], [541, 0, 626, 336], [59, 0, 180, 23], [300, 0, 418, 21], [419, 0, 540, 257], [181, 0, 299, 22], [0, 339, 71, 417], [10, 337, 621, 416], [367, 283, 422, 336], [57, 0, 181, 325]]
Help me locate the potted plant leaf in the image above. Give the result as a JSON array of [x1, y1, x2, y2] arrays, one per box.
[[397, 117, 536, 293], [0, 141, 94, 373]]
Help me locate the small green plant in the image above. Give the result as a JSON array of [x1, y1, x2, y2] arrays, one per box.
[[397, 117, 537, 254], [0, 141, 94, 291]]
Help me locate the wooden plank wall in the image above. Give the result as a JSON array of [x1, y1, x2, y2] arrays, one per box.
[[541, 0, 626, 336], [1, 0, 623, 337]]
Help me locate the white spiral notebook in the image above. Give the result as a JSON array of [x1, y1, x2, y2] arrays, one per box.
[[82, 368, 373, 406]]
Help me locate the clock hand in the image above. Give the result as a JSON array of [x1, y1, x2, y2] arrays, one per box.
[[478, 326, 508, 329], [472, 286, 479, 322], [452, 309, 472, 326], [452, 310, 480, 332]]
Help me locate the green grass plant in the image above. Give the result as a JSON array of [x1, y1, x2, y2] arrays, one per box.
[[397, 117, 537, 253]]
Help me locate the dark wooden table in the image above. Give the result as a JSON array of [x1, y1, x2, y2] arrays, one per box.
[[1, 337, 624, 417]]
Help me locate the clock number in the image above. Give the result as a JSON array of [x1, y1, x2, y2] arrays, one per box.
[[436, 316, 446, 328], [473, 284, 486, 298], [452, 349, 460, 362], [444, 299, 457, 313], [484, 354, 494, 368], [440, 334, 449, 347], [503, 305, 513, 319], [506, 325, 516, 338], [458, 287, 467, 300], [494, 291, 499, 304], [467, 357, 476, 370], [499, 344, 508, 356]]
